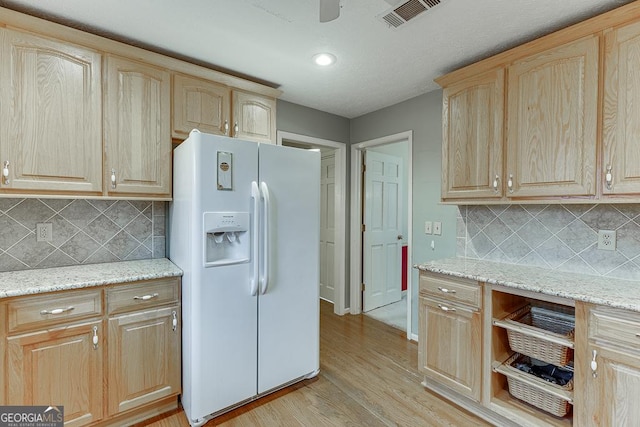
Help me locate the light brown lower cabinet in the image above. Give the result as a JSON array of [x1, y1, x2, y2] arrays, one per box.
[[419, 297, 482, 401], [1, 278, 181, 426], [419, 271, 640, 426], [6, 320, 104, 427], [575, 303, 640, 426]]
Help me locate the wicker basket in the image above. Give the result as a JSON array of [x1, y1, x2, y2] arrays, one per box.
[[497, 305, 575, 366], [496, 353, 573, 418]]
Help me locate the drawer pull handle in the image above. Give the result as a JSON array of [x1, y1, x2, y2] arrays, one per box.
[[437, 287, 456, 294], [172, 311, 178, 332], [438, 304, 456, 312], [591, 349, 598, 378], [40, 306, 75, 315], [636, 333, 640, 338], [133, 293, 159, 301], [92, 326, 99, 350]]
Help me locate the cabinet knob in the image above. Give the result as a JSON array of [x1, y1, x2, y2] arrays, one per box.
[[233, 122, 239, 137], [591, 349, 598, 378], [492, 175, 500, 193], [172, 311, 178, 332], [92, 325, 99, 350], [605, 165, 613, 190], [110, 168, 117, 189], [2, 161, 9, 185], [224, 120, 229, 136], [507, 174, 514, 194]]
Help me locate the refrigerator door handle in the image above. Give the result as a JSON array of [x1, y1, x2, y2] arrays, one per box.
[[260, 181, 270, 294], [250, 181, 261, 296]]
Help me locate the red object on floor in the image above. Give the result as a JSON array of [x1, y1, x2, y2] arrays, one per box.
[[401, 245, 408, 291]]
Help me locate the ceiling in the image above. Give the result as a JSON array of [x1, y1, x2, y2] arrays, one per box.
[[1, 0, 634, 118]]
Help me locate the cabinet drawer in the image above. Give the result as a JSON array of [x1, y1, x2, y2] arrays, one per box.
[[107, 278, 179, 314], [589, 306, 640, 351], [419, 273, 481, 308], [7, 289, 102, 333]]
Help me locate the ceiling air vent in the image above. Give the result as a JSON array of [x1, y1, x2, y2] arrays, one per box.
[[378, 0, 444, 30]]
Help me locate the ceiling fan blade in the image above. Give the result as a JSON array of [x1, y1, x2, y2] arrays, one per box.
[[319, 0, 340, 23]]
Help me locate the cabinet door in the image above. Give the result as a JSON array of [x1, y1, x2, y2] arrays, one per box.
[[172, 74, 231, 139], [602, 21, 640, 195], [418, 297, 482, 401], [232, 90, 276, 143], [0, 28, 102, 194], [107, 305, 180, 415], [442, 68, 504, 200], [6, 321, 103, 427], [506, 36, 598, 197], [104, 56, 171, 197], [579, 344, 640, 426]]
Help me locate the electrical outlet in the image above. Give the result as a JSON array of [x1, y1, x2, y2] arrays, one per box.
[[597, 230, 616, 251], [36, 223, 52, 242], [434, 221, 442, 236], [424, 221, 432, 234]]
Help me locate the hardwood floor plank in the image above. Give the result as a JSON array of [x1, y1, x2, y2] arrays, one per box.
[[141, 300, 489, 426]]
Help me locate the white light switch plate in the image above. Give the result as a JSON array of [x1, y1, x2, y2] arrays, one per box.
[[434, 222, 442, 236], [424, 221, 432, 234]]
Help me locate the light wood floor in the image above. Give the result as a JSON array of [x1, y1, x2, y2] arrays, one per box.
[[140, 300, 489, 426]]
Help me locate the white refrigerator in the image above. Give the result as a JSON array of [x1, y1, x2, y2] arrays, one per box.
[[169, 130, 320, 426]]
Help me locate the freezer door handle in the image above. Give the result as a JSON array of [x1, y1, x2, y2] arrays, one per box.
[[251, 181, 261, 296], [260, 181, 271, 294]]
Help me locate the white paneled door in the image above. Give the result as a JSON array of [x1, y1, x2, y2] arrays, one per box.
[[363, 151, 403, 312], [320, 153, 336, 303]]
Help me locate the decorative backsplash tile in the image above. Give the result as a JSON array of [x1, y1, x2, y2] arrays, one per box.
[[457, 204, 640, 280], [0, 198, 167, 272]]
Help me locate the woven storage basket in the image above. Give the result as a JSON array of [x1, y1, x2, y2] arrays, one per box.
[[499, 353, 573, 418], [502, 305, 575, 366]]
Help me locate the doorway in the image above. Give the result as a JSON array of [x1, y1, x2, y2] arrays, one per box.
[[350, 131, 413, 339], [277, 131, 347, 315]]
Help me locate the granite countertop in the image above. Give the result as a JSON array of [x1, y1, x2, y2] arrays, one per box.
[[416, 258, 640, 312], [0, 258, 183, 299]]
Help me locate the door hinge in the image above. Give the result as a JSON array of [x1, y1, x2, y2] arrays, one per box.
[[361, 283, 365, 291], [363, 164, 366, 173], [361, 224, 365, 232]]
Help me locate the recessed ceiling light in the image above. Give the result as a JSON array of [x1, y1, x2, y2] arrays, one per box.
[[313, 53, 336, 66]]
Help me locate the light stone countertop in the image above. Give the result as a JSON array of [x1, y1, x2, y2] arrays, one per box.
[[415, 257, 640, 312], [0, 258, 183, 299]]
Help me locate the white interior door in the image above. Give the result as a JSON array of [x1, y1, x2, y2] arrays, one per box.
[[363, 150, 403, 312], [320, 153, 336, 303]]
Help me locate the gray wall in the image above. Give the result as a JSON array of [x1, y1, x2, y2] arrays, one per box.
[[351, 90, 458, 336], [277, 100, 351, 143]]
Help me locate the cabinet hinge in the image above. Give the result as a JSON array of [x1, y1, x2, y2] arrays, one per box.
[[361, 224, 365, 232], [361, 283, 365, 292]]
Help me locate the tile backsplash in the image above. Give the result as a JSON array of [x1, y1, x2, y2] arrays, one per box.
[[457, 204, 640, 280], [0, 198, 166, 272]]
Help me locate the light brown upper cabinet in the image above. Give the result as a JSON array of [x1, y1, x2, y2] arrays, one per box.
[[506, 36, 599, 198], [0, 28, 103, 195], [232, 89, 277, 144], [442, 69, 504, 199], [172, 74, 231, 139], [602, 20, 640, 196], [104, 55, 171, 197], [172, 76, 276, 144]]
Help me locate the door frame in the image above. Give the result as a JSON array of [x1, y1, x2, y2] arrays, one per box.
[[350, 131, 414, 340], [277, 131, 348, 315]]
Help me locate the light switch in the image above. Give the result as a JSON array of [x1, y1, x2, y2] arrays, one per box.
[[424, 221, 432, 234], [433, 222, 442, 236]]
